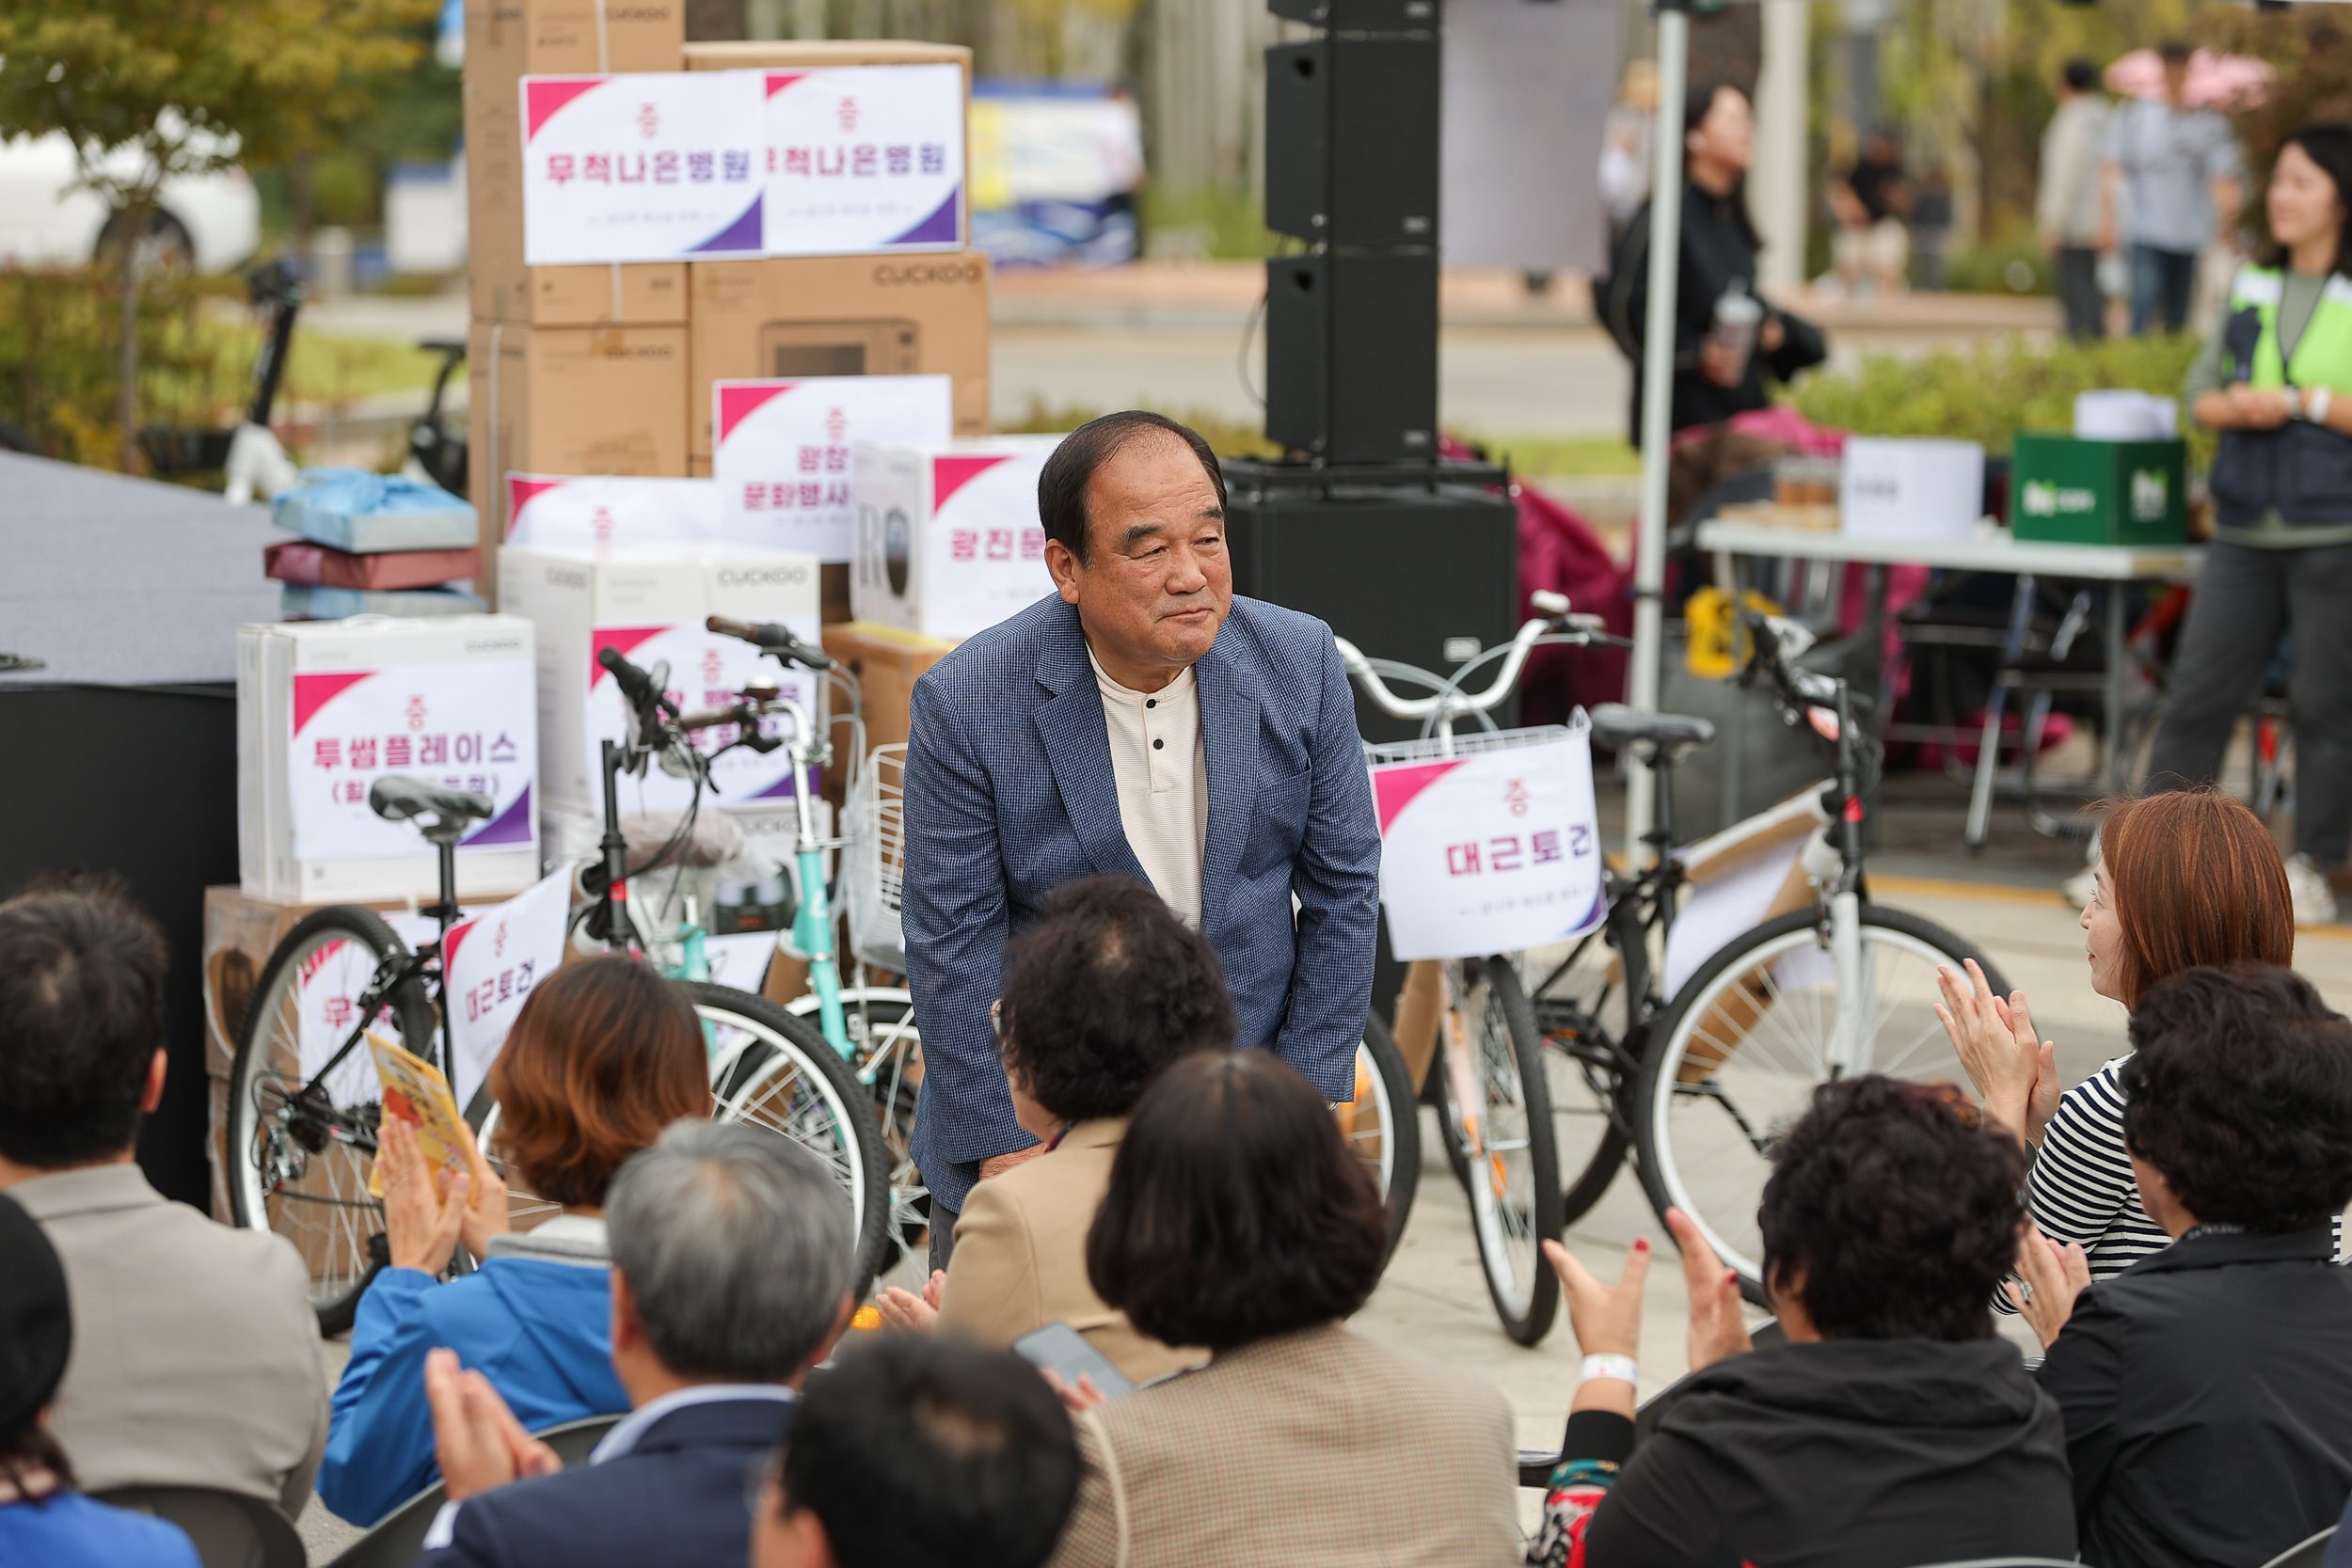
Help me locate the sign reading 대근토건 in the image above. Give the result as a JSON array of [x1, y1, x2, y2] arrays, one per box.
[[712, 375, 953, 562], [439, 866, 575, 1106], [521, 71, 767, 264], [761, 64, 966, 254], [1369, 721, 1607, 963]]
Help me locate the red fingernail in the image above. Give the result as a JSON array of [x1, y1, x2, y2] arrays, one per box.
[[1634, 1237, 1650, 1252]]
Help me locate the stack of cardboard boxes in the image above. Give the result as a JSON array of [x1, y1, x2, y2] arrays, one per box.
[[462, 7, 993, 623]]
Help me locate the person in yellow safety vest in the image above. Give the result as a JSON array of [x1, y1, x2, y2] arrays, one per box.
[[2146, 125, 2352, 927]]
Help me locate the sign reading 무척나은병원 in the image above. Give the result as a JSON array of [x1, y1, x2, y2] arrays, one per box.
[[761, 65, 967, 254], [1370, 722, 1607, 962], [521, 71, 767, 264]]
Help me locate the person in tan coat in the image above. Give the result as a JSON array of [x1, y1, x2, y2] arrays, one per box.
[[1048, 1050, 1522, 1568], [879, 876, 1228, 1386]]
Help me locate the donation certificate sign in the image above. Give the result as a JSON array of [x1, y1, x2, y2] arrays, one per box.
[[761, 65, 966, 253], [712, 375, 953, 562], [506, 475, 723, 549], [440, 867, 574, 1101], [289, 659, 537, 862], [1369, 721, 1606, 962], [584, 621, 821, 812], [521, 71, 767, 263]]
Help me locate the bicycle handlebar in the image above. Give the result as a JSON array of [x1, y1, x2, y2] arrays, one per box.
[[707, 615, 833, 671], [1335, 592, 1625, 722]]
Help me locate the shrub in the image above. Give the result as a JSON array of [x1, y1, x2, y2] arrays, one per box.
[[0, 265, 248, 470], [1788, 332, 2212, 467]]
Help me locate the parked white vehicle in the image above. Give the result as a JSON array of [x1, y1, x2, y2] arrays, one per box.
[[0, 131, 260, 273]]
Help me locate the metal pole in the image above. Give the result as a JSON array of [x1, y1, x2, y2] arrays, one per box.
[[1624, 0, 1691, 863]]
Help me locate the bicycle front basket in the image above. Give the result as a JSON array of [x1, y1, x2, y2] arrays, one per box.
[[843, 742, 909, 974]]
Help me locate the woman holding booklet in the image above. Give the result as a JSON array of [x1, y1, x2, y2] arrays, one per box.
[[315, 958, 711, 1527]]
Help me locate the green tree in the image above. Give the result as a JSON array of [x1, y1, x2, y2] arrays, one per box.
[[0, 0, 431, 471]]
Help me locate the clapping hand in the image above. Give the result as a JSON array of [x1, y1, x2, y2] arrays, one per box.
[[423, 1347, 562, 1501], [1665, 1208, 1753, 1373], [876, 1270, 946, 1334], [1934, 959, 2059, 1144], [379, 1118, 473, 1276], [2008, 1222, 2091, 1350], [1542, 1236, 1649, 1417]]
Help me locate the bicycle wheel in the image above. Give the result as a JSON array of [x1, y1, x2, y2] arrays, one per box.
[[228, 906, 437, 1336], [1633, 904, 2010, 1300], [1433, 956, 1564, 1345], [1340, 1019, 1422, 1264], [695, 981, 891, 1297], [469, 1101, 565, 1236], [790, 989, 930, 1273], [1531, 895, 1648, 1227]]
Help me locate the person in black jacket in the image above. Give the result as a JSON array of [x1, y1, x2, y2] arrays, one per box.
[[1602, 80, 1827, 443], [2011, 964, 2352, 1568], [1528, 1075, 2073, 1568]]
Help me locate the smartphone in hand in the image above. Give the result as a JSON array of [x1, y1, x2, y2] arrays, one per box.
[[1012, 1322, 1136, 1400]]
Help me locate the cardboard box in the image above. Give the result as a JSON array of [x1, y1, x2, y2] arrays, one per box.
[[1838, 437, 1985, 542], [850, 436, 1063, 641], [463, 0, 687, 324], [819, 620, 953, 793], [238, 615, 543, 904], [499, 543, 823, 816], [2010, 434, 2188, 546], [468, 318, 691, 572], [682, 40, 974, 71], [689, 253, 992, 458]]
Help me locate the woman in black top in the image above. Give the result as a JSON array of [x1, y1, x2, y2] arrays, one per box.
[[1602, 80, 1826, 442], [1529, 1076, 2073, 1568]]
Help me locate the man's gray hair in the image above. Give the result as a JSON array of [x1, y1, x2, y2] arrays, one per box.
[[606, 1120, 854, 1382]]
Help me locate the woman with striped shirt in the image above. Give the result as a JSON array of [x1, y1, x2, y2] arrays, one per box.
[[1936, 790, 2296, 1287]]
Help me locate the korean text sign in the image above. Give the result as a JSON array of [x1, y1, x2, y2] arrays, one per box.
[[762, 65, 965, 254], [290, 660, 536, 862], [440, 868, 574, 1102], [1370, 723, 1606, 962], [506, 474, 722, 549], [521, 71, 767, 264], [712, 375, 952, 562]]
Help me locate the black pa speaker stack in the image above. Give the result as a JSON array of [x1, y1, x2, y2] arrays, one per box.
[[1231, 0, 1519, 751]]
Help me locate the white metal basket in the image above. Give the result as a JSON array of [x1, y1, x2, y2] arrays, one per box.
[[843, 742, 909, 974], [1359, 714, 1585, 768]]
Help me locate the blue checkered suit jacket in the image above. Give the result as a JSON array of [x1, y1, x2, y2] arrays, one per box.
[[902, 593, 1380, 1213]]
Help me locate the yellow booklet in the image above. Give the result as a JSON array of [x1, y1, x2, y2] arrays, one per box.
[[366, 1031, 472, 1199]]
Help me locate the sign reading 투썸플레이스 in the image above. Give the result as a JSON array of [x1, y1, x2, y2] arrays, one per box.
[[1370, 723, 1608, 962]]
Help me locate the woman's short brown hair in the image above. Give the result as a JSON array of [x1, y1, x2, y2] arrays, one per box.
[[2101, 791, 2294, 1010], [1086, 1051, 1387, 1352], [486, 957, 710, 1207]]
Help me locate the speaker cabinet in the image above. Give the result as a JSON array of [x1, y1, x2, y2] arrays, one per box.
[[1264, 38, 1439, 247], [1220, 478, 1519, 745], [1263, 253, 1438, 464], [1267, 0, 1436, 26]]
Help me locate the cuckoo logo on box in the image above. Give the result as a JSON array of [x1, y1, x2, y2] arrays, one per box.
[[761, 65, 964, 254], [290, 661, 537, 862], [506, 473, 722, 547], [521, 71, 766, 263], [712, 375, 952, 562]]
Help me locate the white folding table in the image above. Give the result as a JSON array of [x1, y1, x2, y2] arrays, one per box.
[[1692, 521, 2203, 847]]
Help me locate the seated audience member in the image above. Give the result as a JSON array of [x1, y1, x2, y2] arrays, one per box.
[[1939, 790, 2296, 1291], [0, 1195, 200, 1566], [878, 876, 1226, 1384], [1050, 1051, 1519, 1568], [753, 1334, 1079, 1568], [319, 957, 710, 1525], [0, 877, 326, 1514], [1533, 1075, 2073, 1567], [416, 1120, 855, 1568], [2012, 965, 2352, 1568]]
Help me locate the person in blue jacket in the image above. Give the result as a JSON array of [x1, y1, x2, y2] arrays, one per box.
[[316, 958, 713, 1525], [0, 1194, 200, 1568]]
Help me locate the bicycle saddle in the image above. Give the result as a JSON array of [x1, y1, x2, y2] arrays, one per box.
[[369, 775, 496, 846], [1587, 705, 1717, 764]]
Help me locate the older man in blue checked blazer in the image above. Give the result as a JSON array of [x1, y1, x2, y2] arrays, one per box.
[[901, 410, 1381, 1266]]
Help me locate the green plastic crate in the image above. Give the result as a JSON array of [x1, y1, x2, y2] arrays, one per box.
[[2010, 434, 2187, 546]]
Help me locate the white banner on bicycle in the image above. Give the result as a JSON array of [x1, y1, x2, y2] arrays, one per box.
[[440, 867, 574, 1105], [1369, 721, 1607, 961], [294, 939, 406, 1113]]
